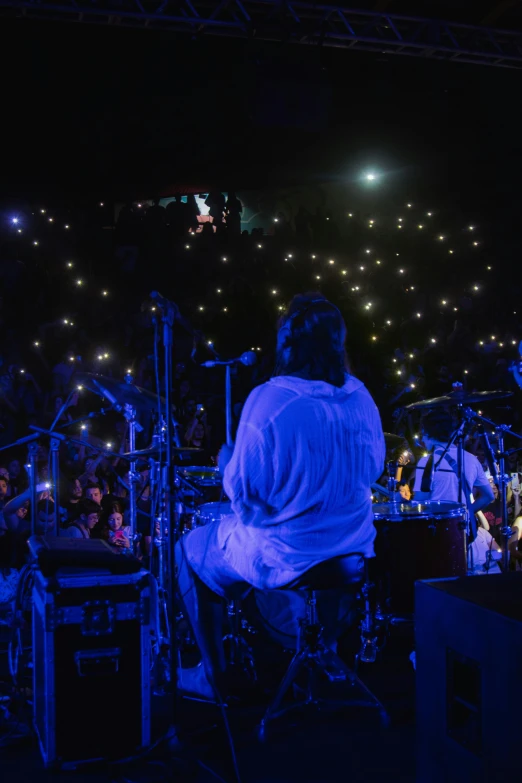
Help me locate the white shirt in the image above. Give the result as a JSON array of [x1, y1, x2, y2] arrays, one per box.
[[413, 445, 491, 504], [217, 374, 385, 589]]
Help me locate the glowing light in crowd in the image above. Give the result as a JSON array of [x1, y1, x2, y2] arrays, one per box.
[[102, 290, 109, 296], [365, 249, 371, 254], [311, 254, 316, 259], [17, 229, 22, 233], [100, 202, 104, 207], [438, 235, 445, 241], [406, 203, 412, 208], [271, 289, 278, 295], [427, 212, 432, 216], [416, 313, 422, 318], [223, 307, 228, 312], [449, 250, 454, 254], [441, 300, 447, 306], [34, 341, 40, 347], [199, 306, 204, 311], [33, 240, 39, 246], [348, 213, 353, 218], [418, 225, 423, 229], [40, 209, 46, 214], [11, 217, 19, 224], [67, 262, 73, 268], [341, 270, 347, 275], [365, 172, 377, 181], [329, 259, 335, 265], [185, 244, 190, 249], [371, 336, 377, 341], [360, 266, 365, 271], [468, 226, 475, 231], [473, 241, 479, 246], [65, 224, 70, 229], [217, 288, 222, 293], [48, 217, 54, 223], [76, 279, 83, 286]]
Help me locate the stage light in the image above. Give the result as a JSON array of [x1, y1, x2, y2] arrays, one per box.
[[17, 229, 22, 233], [11, 217, 18, 224], [102, 290, 108, 296], [81, 424, 87, 431], [77, 385, 83, 391], [410, 384, 416, 389], [106, 443, 113, 449], [365, 172, 377, 181]]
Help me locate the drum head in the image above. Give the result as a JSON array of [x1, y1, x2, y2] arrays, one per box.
[[180, 466, 221, 486], [196, 501, 233, 525], [372, 500, 465, 521]]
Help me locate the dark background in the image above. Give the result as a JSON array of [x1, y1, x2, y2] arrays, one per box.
[[1, 17, 521, 219]]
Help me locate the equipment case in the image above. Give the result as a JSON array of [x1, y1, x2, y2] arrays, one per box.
[[32, 567, 152, 768]]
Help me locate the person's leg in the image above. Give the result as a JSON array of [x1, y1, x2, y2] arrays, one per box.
[[175, 539, 228, 697]]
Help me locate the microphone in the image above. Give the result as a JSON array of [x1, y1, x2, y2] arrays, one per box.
[[201, 351, 257, 368], [92, 379, 123, 412], [481, 432, 499, 484], [149, 291, 178, 312]]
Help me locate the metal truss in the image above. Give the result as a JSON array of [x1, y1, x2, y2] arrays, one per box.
[[2, 0, 522, 68]]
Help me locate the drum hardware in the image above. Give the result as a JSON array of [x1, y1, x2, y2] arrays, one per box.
[[223, 600, 257, 681]]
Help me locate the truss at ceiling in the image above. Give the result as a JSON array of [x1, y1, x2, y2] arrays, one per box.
[[2, 0, 522, 68]]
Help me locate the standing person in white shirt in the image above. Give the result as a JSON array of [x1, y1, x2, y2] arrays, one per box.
[[175, 293, 385, 699], [413, 411, 494, 513]]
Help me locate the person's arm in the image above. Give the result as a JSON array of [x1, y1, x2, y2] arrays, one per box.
[[470, 476, 495, 515]]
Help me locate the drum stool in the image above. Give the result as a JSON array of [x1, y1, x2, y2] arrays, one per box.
[[258, 553, 389, 739]]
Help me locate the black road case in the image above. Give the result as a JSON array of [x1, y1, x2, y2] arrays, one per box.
[[32, 567, 152, 768]]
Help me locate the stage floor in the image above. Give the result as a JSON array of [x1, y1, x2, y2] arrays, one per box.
[[0, 621, 416, 783]]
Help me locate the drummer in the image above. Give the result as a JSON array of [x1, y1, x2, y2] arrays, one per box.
[[413, 411, 494, 515]]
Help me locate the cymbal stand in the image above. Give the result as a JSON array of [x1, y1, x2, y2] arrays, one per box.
[[124, 403, 142, 550], [386, 460, 400, 503], [463, 407, 521, 572]]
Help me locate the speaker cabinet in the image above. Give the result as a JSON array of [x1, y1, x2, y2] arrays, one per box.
[[415, 574, 522, 782]]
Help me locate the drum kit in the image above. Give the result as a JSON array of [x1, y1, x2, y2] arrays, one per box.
[[3, 311, 522, 681], [367, 384, 522, 648]]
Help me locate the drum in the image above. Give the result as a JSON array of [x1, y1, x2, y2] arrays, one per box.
[[196, 501, 233, 527], [372, 501, 467, 614], [179, 466, 225, 504]]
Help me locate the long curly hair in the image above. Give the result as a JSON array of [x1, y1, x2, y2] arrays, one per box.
[[273, 293, 349, 388]]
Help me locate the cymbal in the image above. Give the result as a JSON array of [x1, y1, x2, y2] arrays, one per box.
[[384, 433, 406, 448], [122, 446, 203, 460], [404, 389, 513, 411], [74, 372, 163, 412]]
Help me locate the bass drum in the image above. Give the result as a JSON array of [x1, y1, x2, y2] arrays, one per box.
[[372, 501, 467, 614]]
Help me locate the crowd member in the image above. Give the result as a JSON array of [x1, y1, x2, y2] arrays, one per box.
[[62, 498, 101, 539], [99, 502, 130, 549], [61, 477, 83, 523], [84, 481, 104, 506]]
